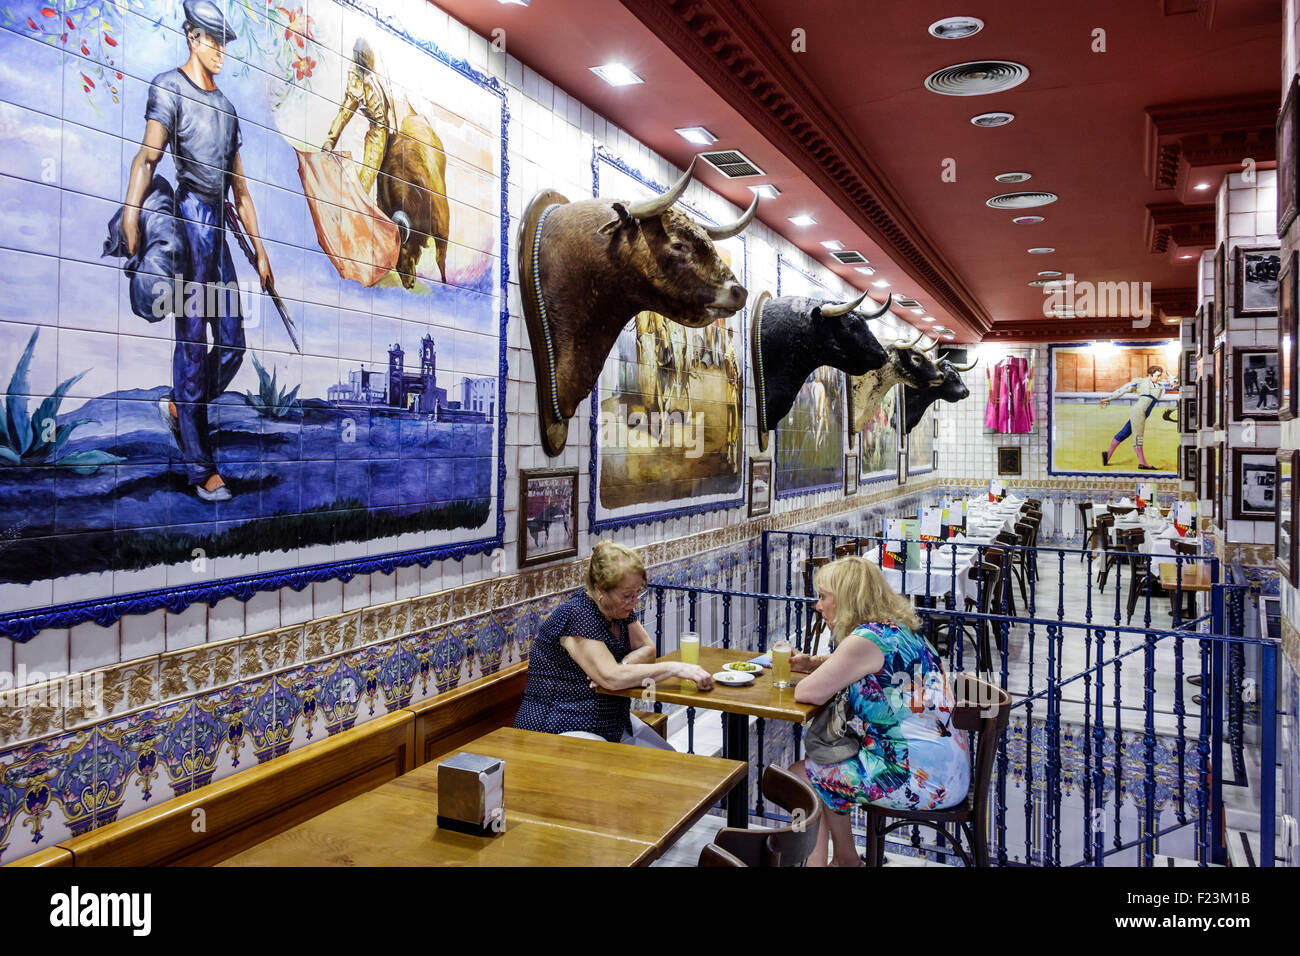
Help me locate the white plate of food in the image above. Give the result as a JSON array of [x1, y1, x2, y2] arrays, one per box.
[[713, 670, 755, 686], [723, 661, 763, 675]]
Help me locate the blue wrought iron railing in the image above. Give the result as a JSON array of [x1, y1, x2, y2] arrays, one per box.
[[636, 528, 1281, 866]]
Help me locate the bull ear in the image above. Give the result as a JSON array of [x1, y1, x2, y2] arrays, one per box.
[[599, 202, 634, 236]]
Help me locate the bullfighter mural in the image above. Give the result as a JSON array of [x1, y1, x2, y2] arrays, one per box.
[[0, 0, 506, 631]]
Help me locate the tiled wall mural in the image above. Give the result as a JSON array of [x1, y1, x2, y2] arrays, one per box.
[[0, 0, 508, 638]]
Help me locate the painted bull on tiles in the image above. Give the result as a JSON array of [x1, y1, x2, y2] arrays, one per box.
[[751, 289, 892, 451], [377, 114, 450, 289], [519, 157, 756, 455], [848, 334, 949, 434], [901, 353, 978, 434]]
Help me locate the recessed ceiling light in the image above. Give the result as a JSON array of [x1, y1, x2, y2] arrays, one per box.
[[789, 214, 817, 226], [590, 63, 642, 86], [1038, 271, 1062, 277], [927, 17, 984, 40], [749, 184, 781, 199], [1194, 183, 1212, 191], [855, 266, 875, 275], [1028, 247, 1056, 254], [1012, 216, 1045, 225], [1180, 254, 1195, 259], [971, 112, 1015, 127], [821, 240, 845, 251], [497, 0, 529, 5], [674, 126, 717, 146], [873, 279, 890, 288], [926, 61, 1030, 96], [995, 172, 1032, 184], [933, 326, 952, 334], [922, 316, 935, 322], [910, 307, 925, 315]]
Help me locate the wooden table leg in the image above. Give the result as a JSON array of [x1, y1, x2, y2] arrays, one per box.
[[724, 711, 750, 828]]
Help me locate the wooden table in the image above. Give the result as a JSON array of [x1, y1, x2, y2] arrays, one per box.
[[601, 646, 818, 829], [219, 727, 747, 867], [1159, 562, 1213, 592]]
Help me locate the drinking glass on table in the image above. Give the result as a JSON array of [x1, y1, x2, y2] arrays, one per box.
[[680, 632, 700, 689], [771, 640, 793, 688]]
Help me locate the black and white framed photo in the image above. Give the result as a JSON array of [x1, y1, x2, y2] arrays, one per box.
[[1182, 348, 1197, 385], [1215, 442, 1225, 524], [1182, 445, 1198, 482], [1213, 345, 1225, 429], [1279, 73, 1299, 237], [518, 468, 579, 568], [1231, 347, 1280, 420], [1277, 449, 1297, 586], [1231, 447, 1278, 520], [748, 458, 773, 518], [844, 454, 859, 495], [897, 452, 909, 486], [1201, 442, 1216, 504], [1204, 300, 1216, 344], [997, 446, 1022, 476], [1214, 246, 1227, 332], [1234, 244, 1281, 319], [1281, 250, 1298, 421], [1180, 396, 1198, 433]]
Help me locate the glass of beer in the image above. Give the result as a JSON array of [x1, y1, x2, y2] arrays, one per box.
[[680, 633, 700, 689], [771, 640, 792, 688]]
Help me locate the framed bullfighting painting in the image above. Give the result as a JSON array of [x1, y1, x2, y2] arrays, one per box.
[[1047, 342, 1180, 478], [519, 469, 578, 568], [588, 147, 748, 532], [0, 0, 508, 635], [773, 257, 848, 498]]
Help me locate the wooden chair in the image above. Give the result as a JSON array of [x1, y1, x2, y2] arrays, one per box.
[[1094, 513, 1124, 592], [1116, 527, 1162, 624], [804, 555, 830, 654], [1077, 502, 1100, 562], [865, 675, 1012, 867], [1108, 503, 1137, 517], [991, 536, 1019, 616], [712, 764, 823, 867], [1166, 539, 1200, 620], [932, 559, 1001, 675], [698, 843, 748, 867]]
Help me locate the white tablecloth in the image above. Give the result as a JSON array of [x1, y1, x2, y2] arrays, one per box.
[[881, 550, 975, 605], [1139, 531, 1200, 573]]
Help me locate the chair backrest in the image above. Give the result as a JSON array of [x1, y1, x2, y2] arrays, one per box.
[[978, 561, 1002, 613], [1108, 503, 1136, 516], [713, 764, 823, 867], [834, 540, 861, 558], [698, 843, 748, 867], [950, 673, 1012, 826], [1170, 539, 1198, 557], [1115, 527, 1145, 552], [1077, 501, 1094, 526], [804, 554, 829, 597], [1014, 521, 1034, 547], [1093, 512, 1115, 549], [1026, 497, 1042, 508]]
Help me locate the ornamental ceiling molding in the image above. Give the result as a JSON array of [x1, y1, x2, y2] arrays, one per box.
[[619, 0, 992, 338], [1144, 203, 1217, 254], [982, 318, 1177, 342], [1143, 93, 1279, 190]]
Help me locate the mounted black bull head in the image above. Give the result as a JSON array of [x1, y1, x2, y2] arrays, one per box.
[[518, 157, 757, 455], [751, 290, 892, 451], [849, 334, 949, 433], [901, 354, 978, 434]]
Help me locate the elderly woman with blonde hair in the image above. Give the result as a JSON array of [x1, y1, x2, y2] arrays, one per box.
[[514, 540, 712, 748], [790, 556, 969, 866]]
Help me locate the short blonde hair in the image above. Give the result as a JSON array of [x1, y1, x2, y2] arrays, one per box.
[[586, 540, 646, 596], [812, 555, 920, 641]]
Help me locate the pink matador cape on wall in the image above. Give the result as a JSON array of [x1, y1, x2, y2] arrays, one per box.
[[985, 355, 1034, 433]]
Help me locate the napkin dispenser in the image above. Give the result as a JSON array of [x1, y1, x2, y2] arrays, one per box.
[[436, 752, 505, 837]]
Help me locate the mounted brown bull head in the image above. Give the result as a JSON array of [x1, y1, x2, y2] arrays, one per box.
[[518, 157, 757, 455], [849, 333, 948, 433]]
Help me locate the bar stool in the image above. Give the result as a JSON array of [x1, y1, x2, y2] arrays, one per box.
[[864, 675, 1012, 867]]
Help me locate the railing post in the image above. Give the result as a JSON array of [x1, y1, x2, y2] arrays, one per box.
[[759, 531, 770, 651], [1260, 641, 1277, 867], [1210, 561, 1226, 866]]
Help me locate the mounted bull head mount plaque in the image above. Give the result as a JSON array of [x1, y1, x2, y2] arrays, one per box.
[[517, 157, 757, 455], [848, 334, 953, 434], [751, 290, 893, 452], [900, 354, 978, 434]]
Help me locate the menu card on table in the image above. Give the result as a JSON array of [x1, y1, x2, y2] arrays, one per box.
[[919, 507, 945, 541], [988, 479, 1006, 502], [1173, 501, 1195, 537], [944, 501, 965, 536], [882, 518, 920, 570], [1136, 483, 1155, 509]]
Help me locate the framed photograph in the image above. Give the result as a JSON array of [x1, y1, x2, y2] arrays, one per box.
[[1191, 304, 1201, 353], [1281, 251, 1298, 421], [1213, 345, 1225, 429], [1182, 348, 1197, 385], [933, 449, 939, 472], [1182, 445, 1198, 482], [1203, 301, 1215, 345], [1180, 396, 1198, 433], [1281, 76, 1300, 235], [748, 458, 773, 518], [1214, 245, 1227, 332], [844, 455, 859, 495], [1231, 347, 1280, 420], [997, 446, 1022, 476], [1277, 450, 1297, 586], [1201, 442, 1216, 503], [518, 468, 579, 568], [1231, 447, 1278, 520], [897, 453, 909, 486], [1234, 245, 1281, 319], [1215, 442, 1225, 524]]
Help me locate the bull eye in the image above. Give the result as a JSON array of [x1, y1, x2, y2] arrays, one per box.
[[670, 240, 688, 254]]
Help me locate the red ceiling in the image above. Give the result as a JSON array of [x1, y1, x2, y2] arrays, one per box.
[[432, 0, 1281, 341]]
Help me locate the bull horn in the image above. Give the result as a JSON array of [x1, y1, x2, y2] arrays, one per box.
[[704, 192, 759, 240], [392, 210, 412, 244], [626, 156, 698, 219], [919, 339, 940, 353], [951, 357, 979, 372], [894, 332, 925, 351], [819, 288, 871, 318]]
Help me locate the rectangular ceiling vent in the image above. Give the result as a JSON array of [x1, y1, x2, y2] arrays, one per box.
[[895, 298, 922, 308], [830, 250, 868, 264], [699, 150, 765, 178]]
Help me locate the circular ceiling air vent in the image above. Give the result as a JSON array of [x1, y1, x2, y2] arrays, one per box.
[[1038, 270, 1062, 277], [925, 61, 1030, 96], [928, 17, 984, 40], [1027, 247, 1056, 254], [1027, 279, 1068, 287], [1012, 216, 1045, 224], [986, 192, 1058, 209], [995, 171, 1032, 183], [971, 111, 1015, 127]]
